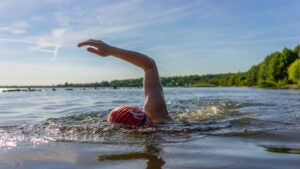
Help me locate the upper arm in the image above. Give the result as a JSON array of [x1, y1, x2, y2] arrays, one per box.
[[143, 63, 171, 123]]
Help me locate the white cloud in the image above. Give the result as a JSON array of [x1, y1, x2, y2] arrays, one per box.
[[0, 37, 36, 44], [0, 28, 66, 60], [29, 28, 66, 60], [53, 1, 203, 48], [0, 21, 30, 35], [52, 28, 65, 38], [0, 1, 203, 61]]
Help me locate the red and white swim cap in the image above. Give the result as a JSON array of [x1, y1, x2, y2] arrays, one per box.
[[107, 106, 152, 127]]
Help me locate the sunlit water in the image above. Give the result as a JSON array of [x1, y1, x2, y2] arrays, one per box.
[[0, 87, 299, 169]]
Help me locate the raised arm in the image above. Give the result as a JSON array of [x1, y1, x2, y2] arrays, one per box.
[[78, 39, 172, 123]]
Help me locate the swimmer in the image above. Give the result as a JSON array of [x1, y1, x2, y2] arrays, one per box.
[[78, 39, 173, 126]]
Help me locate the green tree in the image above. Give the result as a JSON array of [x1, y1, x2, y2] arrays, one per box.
[[257, 54, 273, 81], [257, 48, 298, 86], [258, 80, 277, 88], [293, 45, 300, 57], [288, 59, 300, 85], [99, 81, 110, 87], [246, 65, 259, 86], [268, 52, 281, 82], [277, 48, 298, 83]]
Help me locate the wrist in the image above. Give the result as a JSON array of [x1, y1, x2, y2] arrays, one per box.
[[108, 45, 117, 55], [109, 46, 123, 56]]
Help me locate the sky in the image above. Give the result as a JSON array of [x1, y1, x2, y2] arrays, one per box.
[[0, 0, 299, 85]]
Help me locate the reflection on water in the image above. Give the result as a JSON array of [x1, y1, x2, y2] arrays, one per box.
[[261, 145, 300, 154], [98, 145, 165, 169]]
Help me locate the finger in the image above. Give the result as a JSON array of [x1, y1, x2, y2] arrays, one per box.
[[87, 47, 100, 55], [78, 39, 94, 47], [77, 39, 103, 47], [77, 41, 102, 48], [77, 41, 93, 47], [89, 39, 103, 43], [77, 41, 86, 47]]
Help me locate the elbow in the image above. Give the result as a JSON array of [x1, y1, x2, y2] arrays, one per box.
[[144, 58, 156, 70]]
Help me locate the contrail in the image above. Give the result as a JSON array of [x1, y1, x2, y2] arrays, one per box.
[[0, 37, 36, 44], [0, 37, 63, 61]]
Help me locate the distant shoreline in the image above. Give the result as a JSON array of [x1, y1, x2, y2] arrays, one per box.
[[1, 45, 299, 90], [1, 84, 299, 91]]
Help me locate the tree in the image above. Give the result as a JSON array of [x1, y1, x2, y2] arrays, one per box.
[[257, 48, 298, 86], [294, 45, 300, 57], [268, 52, 281, 82], [257, 54, 273, 81], [288, 59, 300, 85], [99, 81, 110, 87], [258, 80, 277, 88], [277, 48, 298, 83], [246, 65, 259, 86]]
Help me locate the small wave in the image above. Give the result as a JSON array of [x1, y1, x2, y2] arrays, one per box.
[[173, 106, 225, 122]]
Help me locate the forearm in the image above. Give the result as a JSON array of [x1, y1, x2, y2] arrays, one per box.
[[109, 46, 156, 71]]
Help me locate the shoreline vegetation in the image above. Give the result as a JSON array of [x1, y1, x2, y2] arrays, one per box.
[[1, 45, 300, 90]]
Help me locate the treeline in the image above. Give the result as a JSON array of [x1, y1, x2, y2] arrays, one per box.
[[202, 44, 300, 88], [239, 45, 300, 88], [245, 45, 300, 88]]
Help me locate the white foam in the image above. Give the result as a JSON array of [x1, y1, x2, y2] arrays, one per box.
[[175, 106, 224, 122]]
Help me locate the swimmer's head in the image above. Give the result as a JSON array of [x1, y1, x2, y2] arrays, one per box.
[[107, 106, 152, 127]]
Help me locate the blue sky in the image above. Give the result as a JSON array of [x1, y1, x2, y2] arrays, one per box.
[[0, 0, 299, 85]]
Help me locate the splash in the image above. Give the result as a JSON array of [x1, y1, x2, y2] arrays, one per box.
[[174, 106, 225, 122], [0, 129, 24, 150], [12, 110, 229, 145]]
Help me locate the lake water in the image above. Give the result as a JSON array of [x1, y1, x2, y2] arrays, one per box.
[[0, 87, 300, 169]]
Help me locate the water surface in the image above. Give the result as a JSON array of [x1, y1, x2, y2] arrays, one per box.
[[0, 87, 299, 169]]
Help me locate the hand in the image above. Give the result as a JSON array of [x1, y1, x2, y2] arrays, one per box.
[[77, 39, 112, 57]]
